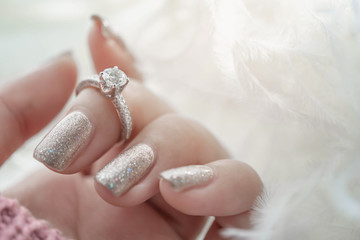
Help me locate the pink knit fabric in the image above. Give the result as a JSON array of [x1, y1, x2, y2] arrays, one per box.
[[0, 195, 67, 240]]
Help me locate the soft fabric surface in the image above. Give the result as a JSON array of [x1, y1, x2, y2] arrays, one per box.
[[0, 195, 66, 240], [127, 1, 360, 239]]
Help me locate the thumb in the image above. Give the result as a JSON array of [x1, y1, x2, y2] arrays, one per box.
[[0, 53, 77, 164]]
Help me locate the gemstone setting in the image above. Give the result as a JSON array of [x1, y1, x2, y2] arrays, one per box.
[[100, 66, 128, 97]]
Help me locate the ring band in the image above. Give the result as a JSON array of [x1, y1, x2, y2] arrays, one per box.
[[75, 66, 132, 142]]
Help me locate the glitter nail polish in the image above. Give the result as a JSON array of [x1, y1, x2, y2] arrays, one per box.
[[160, 165, 214, 191], [33, 111, 93, 171], [95, 144, 154, 196]]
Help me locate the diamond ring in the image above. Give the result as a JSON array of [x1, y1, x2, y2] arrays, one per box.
[[76, 66, 132, 142]]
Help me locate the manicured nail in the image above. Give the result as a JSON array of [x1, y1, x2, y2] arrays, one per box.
[[95, 144, 154, 196], [160, 165, 214, 191], [91, 14, 127, 50], [33, 111, 93, 171]]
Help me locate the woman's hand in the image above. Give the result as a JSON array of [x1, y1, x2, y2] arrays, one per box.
[[3, 17, 262, 239]]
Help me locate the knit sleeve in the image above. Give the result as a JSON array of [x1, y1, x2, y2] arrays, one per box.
[[0, 195, 68, 240]]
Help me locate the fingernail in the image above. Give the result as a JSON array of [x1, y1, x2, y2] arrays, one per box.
[[95, 144, 154, 196], [42, 51, 72, 67], [91, 14, 127, 50], [33, 111, 93, 171], [160, 165, 214, 191]]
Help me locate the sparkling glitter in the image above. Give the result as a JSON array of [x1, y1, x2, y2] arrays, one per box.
[[76, 67, 132, 142], [160, 165, 214, 191], [112, 94, 132, 141], [95, 144, 154, 196], [33, 111, 93, 171]]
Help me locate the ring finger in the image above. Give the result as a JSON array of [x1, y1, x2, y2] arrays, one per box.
[[93, 113, 229, 207], [33, 18, 172, 173]]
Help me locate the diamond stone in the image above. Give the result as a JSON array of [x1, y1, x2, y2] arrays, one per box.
[[101, 66, 127, 92]]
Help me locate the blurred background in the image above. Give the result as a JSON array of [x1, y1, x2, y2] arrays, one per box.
[[0, 0, 157, 79]]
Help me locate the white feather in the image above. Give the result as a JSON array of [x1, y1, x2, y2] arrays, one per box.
[[114, 0, 360, 239]]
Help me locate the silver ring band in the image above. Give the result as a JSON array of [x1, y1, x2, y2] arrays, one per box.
[[75, 66, 132, 142]]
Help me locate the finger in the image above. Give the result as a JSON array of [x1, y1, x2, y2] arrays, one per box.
[[93, 113, 229, 207], [147, 193, 210, 240], [89, 15, 141, 80], [33, 79, 172, 173], [33, 16, 173, 173], [0, 53, 76, 164], [159, 159, 262, 217], [3, 171, 182, 240], [204, 222, 223, 240]]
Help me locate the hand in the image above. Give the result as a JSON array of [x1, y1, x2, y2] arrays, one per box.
[[3, 17, 262, 239]]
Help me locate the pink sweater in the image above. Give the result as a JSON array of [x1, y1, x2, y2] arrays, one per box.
[[0, 195, 67, 240]]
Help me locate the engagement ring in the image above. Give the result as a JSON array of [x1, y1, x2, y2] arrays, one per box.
[[76, 66, 132, 142]]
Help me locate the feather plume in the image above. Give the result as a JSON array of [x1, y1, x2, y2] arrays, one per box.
[[114, 0, 360, 239]]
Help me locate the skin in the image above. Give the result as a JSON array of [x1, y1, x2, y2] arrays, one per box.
[[1, 20, 262, 239]]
